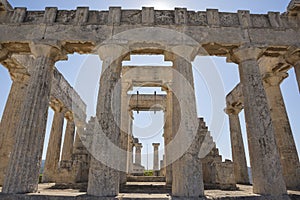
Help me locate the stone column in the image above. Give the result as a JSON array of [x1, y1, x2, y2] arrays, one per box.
[[261, 70, 300, 189], [152, 143, 160, 171], [60, 111, 75, 167], [87, 45, 126, 197], [127, 134, 134, 174], [164, 91, 173, 185], [42, 101, 65, 183], [231, 46, 287, 196], [2, 42, 64, 194], [0, 71, 29, 186], [225, 107, 249, 184], [170, 52, 204, 197], [120, 82, 131, 185], [135, 143, 143, 166]]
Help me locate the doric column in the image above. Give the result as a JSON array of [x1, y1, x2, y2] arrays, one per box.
[[120, 82, 131, 185], [2, 42, 65, 194], [169, 52, 204, 197], [42, 101, 65, 183], [261, 70, 300, 189], [231, 46, 287, 196], [164, 90, 173, 185], [0, 70, 29, 186], [60, 111, 75, 167], [135, 143, 143, 166], [127, 133, 134, 174], [225, 107, 249, 184], [87, 45, 126, 197], [152, 143, 160, 171]]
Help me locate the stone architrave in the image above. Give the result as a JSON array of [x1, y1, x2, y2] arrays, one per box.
[[225, 107, 249, 184], [261, 70, 300, 189], [2, 42, 64, 194], [231, 46, 287, 196]]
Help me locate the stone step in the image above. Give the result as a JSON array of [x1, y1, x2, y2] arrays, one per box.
[[127, 176, 166, 182], [120, 182, 171, 194]]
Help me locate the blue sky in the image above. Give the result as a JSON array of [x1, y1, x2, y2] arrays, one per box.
[[0, 0, 298, 170]]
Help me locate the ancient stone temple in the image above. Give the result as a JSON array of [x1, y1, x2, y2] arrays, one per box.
[[0, 0, 299, 199]]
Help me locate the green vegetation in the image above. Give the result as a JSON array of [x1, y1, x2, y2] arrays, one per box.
[[144, 170, 153, 176]]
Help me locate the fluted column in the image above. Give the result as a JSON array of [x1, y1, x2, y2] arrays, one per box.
[[120, 82, 131, 185], [42, 101, 65, 183], [60, 111, 75, 167], [127, 134, 134, 174], [2, 42, 64, 194], [225, 107, 249, 184], [261, 70, 300, 189], [164, 90, 173, 185], [152, 143, 160, 171], [170, 53, 204, 197], [135, 143, 142, 166], [87, 45, 126, 197], [231, 46, 287, 196], [0, 71, 29, 186]]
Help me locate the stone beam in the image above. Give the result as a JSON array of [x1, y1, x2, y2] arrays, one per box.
[[3, 55, 87, 122], [128, 94, 166, 111], [0, 8, 299, 56], [0, 0, 13, 12]]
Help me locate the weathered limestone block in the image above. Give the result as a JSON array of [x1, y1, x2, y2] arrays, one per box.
[[170, 54, 204, 197], [142, 7, 154, 25], [231, 46, 287, 196], [2, 42, 65, 194], [261, 69, 300, 189], [0, 71, 29, 186], [214, 160, 237, 190], [42, 101, 65, 183], [43, 7, 58, 24], [225, 107, 249, 184]]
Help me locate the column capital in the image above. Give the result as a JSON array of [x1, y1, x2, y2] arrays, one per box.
[[65, 111, 74, 121], [230, 45, 265, 63], [152, 143, 160, 148], [97, 44, 128, 65], [284, 47, 300, 66], [29, 41, 67, 61], [262, 71, 288, 87], [0, 44, 9, 62], [8, 68, 30, 83], [166, 45, 198, 62], [50, 99, 64, 112], [224, 106, 242, 115], [134, 143, 143, 148]]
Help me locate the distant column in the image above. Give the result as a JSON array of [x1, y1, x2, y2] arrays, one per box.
[[60, 111, 75, 167], [42, 101, 65, 183], [225, 107, 249, 184], [152, 143, 160, 171], [135, 143, 143, 166]]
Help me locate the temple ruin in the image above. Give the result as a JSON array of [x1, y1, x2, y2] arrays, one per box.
[[0, 0, 300, 199]]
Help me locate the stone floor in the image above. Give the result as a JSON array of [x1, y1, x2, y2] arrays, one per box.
[[0, 183, 299, 199]]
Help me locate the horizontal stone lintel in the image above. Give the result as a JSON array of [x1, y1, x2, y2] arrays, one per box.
[[0, 7, 296, 29]]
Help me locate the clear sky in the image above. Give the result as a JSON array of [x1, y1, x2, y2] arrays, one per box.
[[0, 0, 298, 170]]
